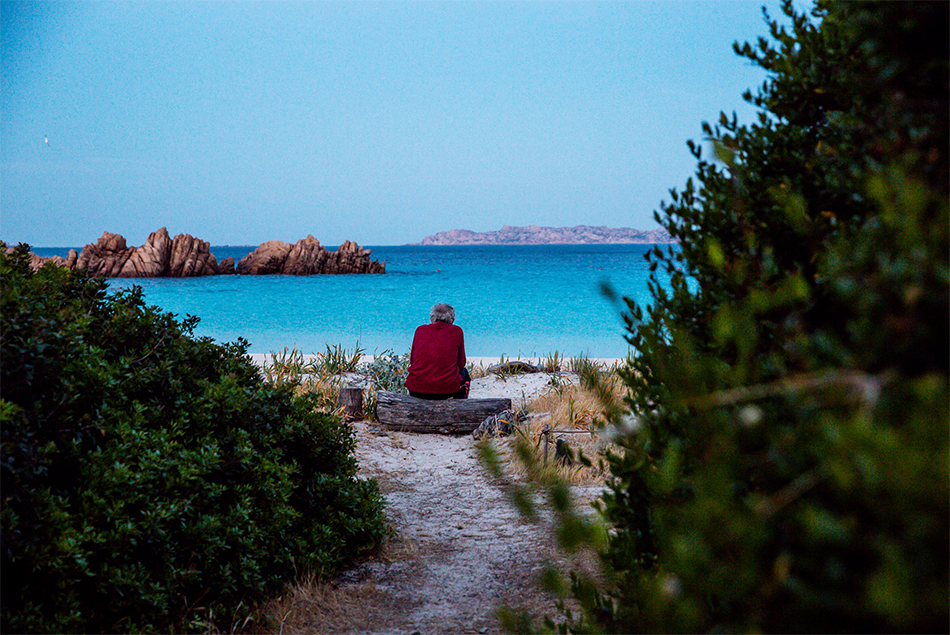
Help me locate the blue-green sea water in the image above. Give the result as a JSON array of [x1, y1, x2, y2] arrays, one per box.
[[33, 244, 666, 358]]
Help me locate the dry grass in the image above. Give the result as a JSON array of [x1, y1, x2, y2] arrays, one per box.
[[501, 368, 627, 485], [528, 370, 626, 431], [253, 580, 389, 634], [467, 359, 489, 379], [248, 531, 419, 635], [247, 575, 399, 635], [298, 375, 346, 412]]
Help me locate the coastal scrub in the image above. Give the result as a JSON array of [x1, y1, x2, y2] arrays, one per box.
[[0, 244, 388, 633], [503, 2, 948, 633]]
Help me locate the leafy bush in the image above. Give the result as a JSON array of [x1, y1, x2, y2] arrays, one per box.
[[0, 246, 388, 633], [357, 350, 410, 395], [356, 350, 409, 422], [509, 2, 948, 633]]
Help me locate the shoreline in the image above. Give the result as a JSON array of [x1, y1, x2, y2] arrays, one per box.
[[248, 353, 625, 368]]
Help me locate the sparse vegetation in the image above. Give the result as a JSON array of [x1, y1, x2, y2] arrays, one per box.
[[306, 342, 365, 377], [259, 347, 412, 423], [542, 351, 564, 373], [357, 350, 410, 422], [482, 362, 628, 486], [467, 360, 489, 379]]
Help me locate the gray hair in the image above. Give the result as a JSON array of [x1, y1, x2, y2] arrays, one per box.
[[430, 303, 456, 324]]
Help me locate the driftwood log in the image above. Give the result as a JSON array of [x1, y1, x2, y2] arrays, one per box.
[[487, 360, 541, 375], [375, 391, 512, 435]]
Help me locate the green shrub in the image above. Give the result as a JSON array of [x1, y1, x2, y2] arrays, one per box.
[[357, 350, 410, 394], [508, 2, 948, 633], [0, 245, 388, 633]]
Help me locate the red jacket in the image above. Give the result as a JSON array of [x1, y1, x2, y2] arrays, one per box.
[[405, 322, 466, 394]]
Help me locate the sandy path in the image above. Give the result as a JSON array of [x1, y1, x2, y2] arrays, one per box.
[[346, 427, 562, 635], [286, 373, 592, 635]]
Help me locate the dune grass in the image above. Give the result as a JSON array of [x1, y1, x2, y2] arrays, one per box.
[[259, 345, 628, 483]]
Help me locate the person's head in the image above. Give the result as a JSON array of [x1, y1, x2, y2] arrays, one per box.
[[430, 303, 456, 324]]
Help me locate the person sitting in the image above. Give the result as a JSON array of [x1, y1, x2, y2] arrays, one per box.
[[405, 303, 470, 400]]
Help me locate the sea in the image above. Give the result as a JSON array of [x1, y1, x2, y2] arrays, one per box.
[[32, 244, 670, 359]]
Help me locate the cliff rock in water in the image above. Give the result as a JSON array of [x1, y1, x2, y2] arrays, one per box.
[[67, 229, 227, 278], [415, 224, 676, 245], [16, 228, 385, 277], [237, 236, 384, 275]]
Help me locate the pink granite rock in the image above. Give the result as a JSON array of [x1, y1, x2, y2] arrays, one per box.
[[75, 232, 135, 277], [15, 230, 384, 277], [236, 240, 294, 275], [169, 233, 218, 277], [237, 236, 385, 275], [282, 235, 330, 275], [119, 228, 172, 277]]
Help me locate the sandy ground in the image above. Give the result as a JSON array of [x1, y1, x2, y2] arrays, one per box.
[[277, 371, 605, 635]]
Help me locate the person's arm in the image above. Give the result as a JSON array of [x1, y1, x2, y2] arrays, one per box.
[[457, 328, 466, 370], [407, 327, 422, 371]]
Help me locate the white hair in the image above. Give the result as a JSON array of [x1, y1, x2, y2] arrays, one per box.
[[430, 303, 456, 324]]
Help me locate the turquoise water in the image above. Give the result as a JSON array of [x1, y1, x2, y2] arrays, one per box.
[[33, 244, 665, 358]]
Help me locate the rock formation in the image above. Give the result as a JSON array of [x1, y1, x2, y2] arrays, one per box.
[[237, 236, 385, 275], [282, 235, 330, 275], [168, 233, 219, 277], [16, 229, 384, 277], [75, 232, 136, 277], [415, 224, 677, 245], [236, 240, 295, 275], [65, 229, 221, 278], [118, 228, 172, 277]]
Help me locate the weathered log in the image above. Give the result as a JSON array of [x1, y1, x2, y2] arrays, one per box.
[[338, 386, 364, 422], [375, 391, 512, 435]]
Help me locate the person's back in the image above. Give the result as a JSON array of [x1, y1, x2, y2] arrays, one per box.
[[405, 303, 469, 399]]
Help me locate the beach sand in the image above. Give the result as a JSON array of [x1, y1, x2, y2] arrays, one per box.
[[255, 352, 614, 634]]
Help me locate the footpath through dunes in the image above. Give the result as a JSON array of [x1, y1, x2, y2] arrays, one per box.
[[264, 372, 606, 635]]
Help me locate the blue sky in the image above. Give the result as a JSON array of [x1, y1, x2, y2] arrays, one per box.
[[2, 1, 795, 248]]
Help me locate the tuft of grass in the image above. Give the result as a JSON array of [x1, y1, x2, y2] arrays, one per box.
[[568, 354, 600, 375], [263, 347, 307, 387], [530, 379, 622, 431], [306, 343, 365, 376], [260, 346, 358, 418], [542, 350, 563, 373], [299, 375, 347, 417], [467, 360, 489, 379]]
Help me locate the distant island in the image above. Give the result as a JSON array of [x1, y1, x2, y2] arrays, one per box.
[[413, 225, 676, 246]]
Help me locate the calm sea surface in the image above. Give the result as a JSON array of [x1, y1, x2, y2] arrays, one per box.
[[33, 244, 669, 358]]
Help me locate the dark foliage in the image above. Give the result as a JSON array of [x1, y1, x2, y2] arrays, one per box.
[[0, 246, 388, 633], [538, 2, 947, 633]]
